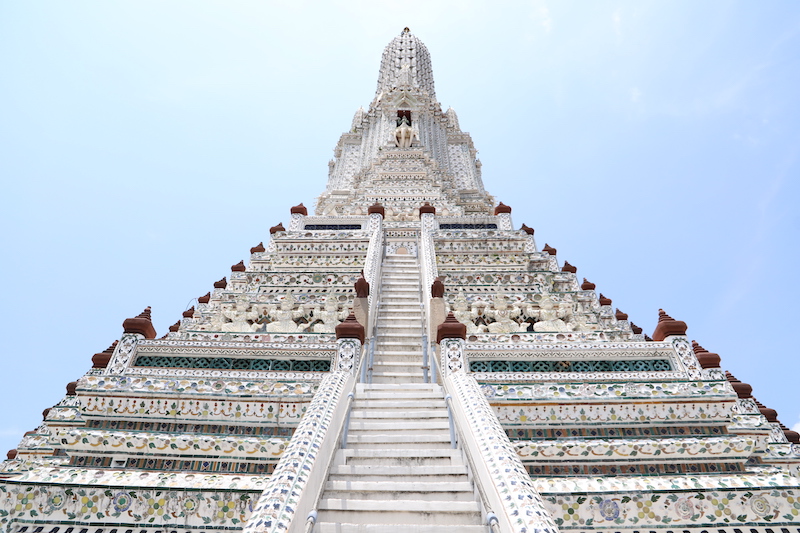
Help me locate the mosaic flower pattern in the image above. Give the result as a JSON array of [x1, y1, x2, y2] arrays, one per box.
[[541, 489, 800, 528], [447, 372, 559, 532], [0, 485, 256, 528], [243, 371, 351, 533]]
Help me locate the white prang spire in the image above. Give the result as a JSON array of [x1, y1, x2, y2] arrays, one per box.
[[375, 27, 436, 100], [316, 29, 494, 219]]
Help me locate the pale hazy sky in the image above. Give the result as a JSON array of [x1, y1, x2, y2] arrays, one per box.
[[1, 1, 799, 454]]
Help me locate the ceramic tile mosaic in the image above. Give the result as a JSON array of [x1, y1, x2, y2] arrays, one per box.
[[60, 428, 289, 458], [448, 372, 560, 532], [514, 435, 754, 463], [242, 371, 349, 533]]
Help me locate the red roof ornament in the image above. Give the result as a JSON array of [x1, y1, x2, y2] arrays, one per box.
[[290, 203, 308, 216], [691, 341, 721, 369], [231, 260, 246, 272], [615, 309, 628, 321], [598, 294, 612, 306], [168, 321, 181, 333], [630, 322, 643, 334], [123, 307, 157, 339], [368, 202, 385, 217], [6, 450, 17, 460], [419, 202, 436, 216], [651, 309, 687, 341], [755, 400, 779, 422], [335, 312, 365, 344], [354, 275, 370, 298], [561, 261, 577, 273], [782, 425, 800, 444], [436, 312, 467, 344], [725, 371, 753, 399], [66, 381, 78, 396], [91, 341, 118, 369], [213, 277, 227, 289], [250, 242, 265, 253], [542, 244, 557, 255], [520, 224, 534, 235], [198, 292, 211, 304], [581, 278, 596, 291], [269, 222, 285, 234], [431, 277, 445, 298], [494, 202, 512, 215]]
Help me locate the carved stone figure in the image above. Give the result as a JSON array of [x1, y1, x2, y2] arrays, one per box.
[[266, 294, 307, 333], [221, 295, 260, 332], [311, 299, 348, 333], [528, 295, 573, 332], [394, 115, 417, 148], [484, 294, 525, 334], [451, 293, 484, 334]]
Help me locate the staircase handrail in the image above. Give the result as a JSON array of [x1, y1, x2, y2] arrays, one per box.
[[418, 213, 438, 381], [361, 213, 384, 383], [242, 371, 356, 533], [443, 372, 561, 533]]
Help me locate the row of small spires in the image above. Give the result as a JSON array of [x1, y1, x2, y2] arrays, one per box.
[[12, 200, 796, 459]]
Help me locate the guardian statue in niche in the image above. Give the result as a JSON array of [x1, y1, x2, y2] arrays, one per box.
[[451, 293, 484, 334], [394, 115, 417, 148], [483, 293, 526, 334], [311, 299, 349, 333], [266, 294, 307, 333], [221, 295, 260, 332], [528, 294, 573, 332]]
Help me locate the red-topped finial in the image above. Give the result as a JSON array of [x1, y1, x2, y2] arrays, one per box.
[[630, 322, 643, 334], [691, 340, 721, 369], [431, 277, 445, 298], [725, 371, 753, 399], [123, 307, 156, 339], [581, 278, 596, 291], [335, 312, 365, 344], [520, 224, 534, 235], [437, 311, 467, 344], [182, 306, 195, 318], [561, 261, 577, 273], [168, 321, 181, 333], [214, 277, 227, 289], [354, 275, 370, 298], [754, 400, 779, 422], [419, 202, 436, 216], [652, 309, 687, 341], [290, 203, 308, 216], [91, 340, 118, 369], [250, 242, 265, 253], [368, 202, 385, 217], [615, 309, 628, 321], [270, 222, 285, 234], [542, 244, 557, 255], [231, 260, 245, 272], [598, 294, 612, 306], [782, 424, 799, 444], [66, 381, 78, 396], [494, 202, 512, 215], [198, 292, 211, 304]]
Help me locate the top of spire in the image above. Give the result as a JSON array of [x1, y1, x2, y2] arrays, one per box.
[[375, 28, 436, 100]]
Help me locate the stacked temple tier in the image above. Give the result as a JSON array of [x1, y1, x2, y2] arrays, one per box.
[[2, 28, 798, 533]]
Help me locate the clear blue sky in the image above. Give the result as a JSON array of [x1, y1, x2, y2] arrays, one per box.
[[1, 1, 799, 455]]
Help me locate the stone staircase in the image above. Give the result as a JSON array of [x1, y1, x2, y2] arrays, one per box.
[[313, 252, 487, 532], [371, 253, 425, 384]]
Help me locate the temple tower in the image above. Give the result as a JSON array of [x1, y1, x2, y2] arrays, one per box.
[[0, 29, 798, 533]]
